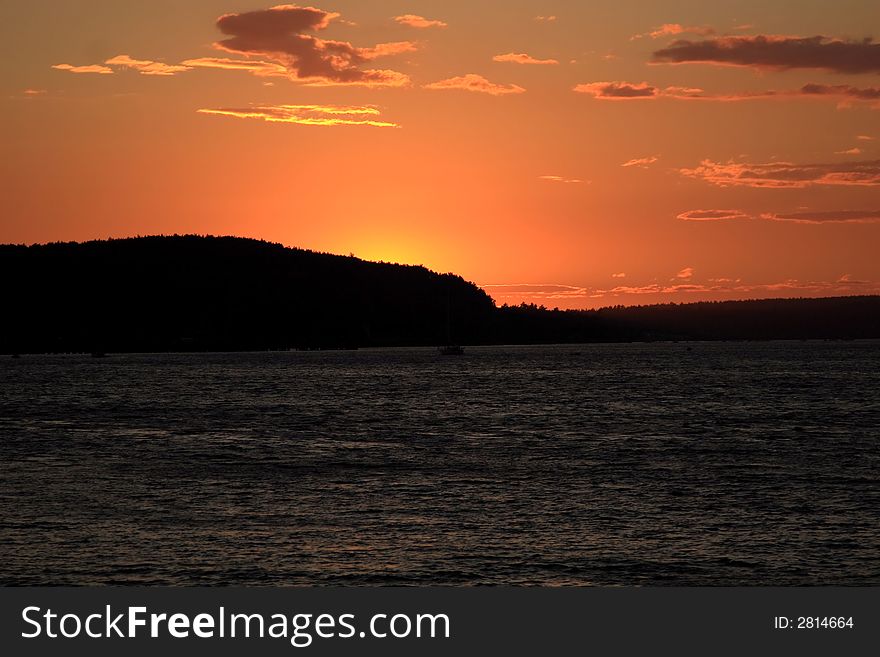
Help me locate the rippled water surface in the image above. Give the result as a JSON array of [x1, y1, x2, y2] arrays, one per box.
[[1, 343, 878, 585]]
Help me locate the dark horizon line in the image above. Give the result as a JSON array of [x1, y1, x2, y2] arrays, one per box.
[[3, 232, 876, 314]]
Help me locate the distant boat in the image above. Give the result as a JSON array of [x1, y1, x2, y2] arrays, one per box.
[[439, 287, 465, 356]]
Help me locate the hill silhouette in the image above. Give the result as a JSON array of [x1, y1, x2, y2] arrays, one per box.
[[1, 235, 878, 353]]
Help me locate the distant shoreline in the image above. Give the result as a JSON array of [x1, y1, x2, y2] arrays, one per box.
[[3, 236, 879, 353]]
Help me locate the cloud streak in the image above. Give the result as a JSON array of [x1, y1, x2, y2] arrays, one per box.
[[678, 209, 751, 221], [652, 35, 880, 74], [574, 80, 880, 105], [197, 104, 398, 127], [678, 208, 880, 224], [763, 210, 880, 224], [424, 74, 525, 95], [573, 81, 659, 99], [539, 175, 584, 184], [181, 57, 288, 76], [680, 159, 880, 188], [493, 52, 559, 65], [104, 55, 191, 76], [632, 23, 715, 40], [483, 276, 879, 303], [622, 156, 659, 168]]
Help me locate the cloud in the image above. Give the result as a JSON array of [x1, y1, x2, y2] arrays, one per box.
[[632, 23, 715, 40], [361, 41, 419, 58], [857, 135, 874, 141], [394, 14, 447, 29], [52, 63, 113, 74], [680, 159, 880, 188], [678, 208, 880, 224], [103, 55, 191, 76], [574, 80, 880, 105], [539, 175, 584, 184], [493, 52, 559, 65], [573, 81, 658, 98], [181, 57, 288, 76], [535, 16, 557, 23], [800, 83, 880, 102], [677, 209, 751, 221], [836, 147, 862, 155], [612, 272, 627, 278], [762, 210, 880, 224], [599, 278, 879, 297], [652, 35, 880, 74], [213, 4, 412, 87], [622, 156, 659, 168], [483, 276, 879, 305], [675, 267, 694, 280], [22, 88, 47, 96], [424, 74, 526, 95], [197, 104, 398, 127]]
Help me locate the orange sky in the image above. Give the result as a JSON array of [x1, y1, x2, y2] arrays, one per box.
[[2, 1, 880, 308]]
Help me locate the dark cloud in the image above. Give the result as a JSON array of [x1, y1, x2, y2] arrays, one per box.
[[800, 83, 880, 101], [652, 35, 880, 74], [575, 79, 880, 105], [214, 4, 412, 86]]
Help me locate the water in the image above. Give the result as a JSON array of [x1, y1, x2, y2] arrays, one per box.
[[1, 342, 878, 586]]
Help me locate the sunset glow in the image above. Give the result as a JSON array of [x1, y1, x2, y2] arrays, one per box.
[[3, 1, 879, 308]]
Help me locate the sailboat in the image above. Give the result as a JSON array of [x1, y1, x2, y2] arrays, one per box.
[[438, 289, 465, 355]]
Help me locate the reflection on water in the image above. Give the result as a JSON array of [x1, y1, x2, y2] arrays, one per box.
[[1, 342, 878, 585]]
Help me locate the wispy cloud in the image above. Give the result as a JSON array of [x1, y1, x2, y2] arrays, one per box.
[[652, 35, 880, 74], [677, 209, 751, 221], [493, 52, 559, 65], [394, 14, 447, 29], [612, 272, 627, 278], [534, 16, 557, 23], [181, 57, 287, 76], [52, 63, 113, 75], [675, 267, 694, 280], [632, 23, 715, 40], [197, 104, 398, 128], [574, 80, 880, 105], [680, 159, 880, 188], [483, 276, 879, 304], [762, 210, 880, 224], [573, 81, 659, 99], [538, 175, 584, 184], [678, 208, 880, 224], [622, 156, 659, 168], [424, 74, 525, 95], [104, 55, 191, 76]]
